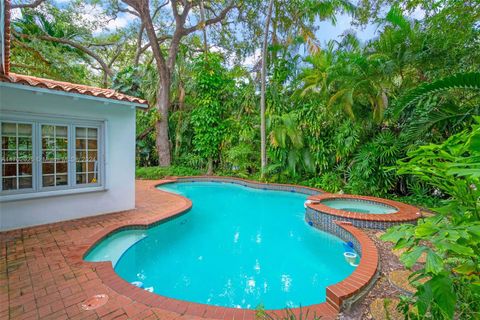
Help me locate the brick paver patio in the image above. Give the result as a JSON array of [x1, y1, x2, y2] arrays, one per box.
[[1, 180, 205, 320], [1, 179, 373, 320]]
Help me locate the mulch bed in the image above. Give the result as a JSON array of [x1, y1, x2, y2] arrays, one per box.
[[338, 229, 414, 320]]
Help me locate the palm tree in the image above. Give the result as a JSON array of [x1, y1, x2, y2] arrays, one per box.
[[327, 51, 389, 122]]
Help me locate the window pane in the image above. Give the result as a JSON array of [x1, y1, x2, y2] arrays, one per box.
[[88, 139, 97, 149], [76, 151, 86, 161], [41, 124, 69, 188], [56, 174, 68, 186], [18, 163, 32, 176], [3, 163, 16, 177], [56, 162, 68, 174], [56, 126, 68, 138], [76, 127, 87, 138], [43, 151, 55, 161], [43, 163, 54, 174], [75, 127, 99, 185], [18, 137, 32, 150], [56, 151, 68, 161], [56, 138, 68, 149], [1, 122, 33, 191], [19, 177, 32, 189], [42, 125, 54, 137], [76, 174, 87, 184], [87, 128, 97, 138], [88, 173, 97, 184], [76, 139, 86, 149], [18, 150, 32, 162], [76, 162, 87, 173], [2, 150, 16, 162], [88, 151, 97, 161], [18, 124, 32, 136], [42, 175, 55, 187], [42, 137, 55, 149], [1, 123, 16, 135], [3, 177, 17, 190], [2, 136, 16, 149]]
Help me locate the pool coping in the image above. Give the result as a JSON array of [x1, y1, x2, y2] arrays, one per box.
[[73, 177, 380, 319], [307, 193, 421, 223]]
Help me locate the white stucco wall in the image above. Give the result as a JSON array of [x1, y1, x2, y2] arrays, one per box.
[[0, 84, 137, 231]]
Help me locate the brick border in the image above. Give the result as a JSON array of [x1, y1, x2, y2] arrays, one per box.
[[73, 178, 379, 319], [306, 193, 420, 229]]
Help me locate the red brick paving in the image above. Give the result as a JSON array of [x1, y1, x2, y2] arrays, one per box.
[[1, 179, 377, 319]]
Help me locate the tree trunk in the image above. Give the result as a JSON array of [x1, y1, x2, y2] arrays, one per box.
[[200, 0, 208, 54], [174, 84, 185, 158], [156, 77, 172, 166], [207, 157, 213, 175], [260, 0, 274, 177]]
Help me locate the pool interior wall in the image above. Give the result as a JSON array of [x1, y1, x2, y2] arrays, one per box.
[[85, 180, 359, 310]]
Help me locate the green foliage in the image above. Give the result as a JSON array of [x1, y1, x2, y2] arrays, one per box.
[[382, 118, 480, 319], [300, 171, 344, 193], [190, 53, 232, 171], [135, 166, 201, 180], [395, 72, 480, 117], [255, 305, 321, 320], [347, 131, 402, 196]]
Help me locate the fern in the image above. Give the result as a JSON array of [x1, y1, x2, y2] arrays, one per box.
[[394, 72, 480, 117]]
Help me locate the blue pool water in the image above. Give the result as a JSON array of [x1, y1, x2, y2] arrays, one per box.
[[321, 199, 397, 214], [85, 182, 358, 309]]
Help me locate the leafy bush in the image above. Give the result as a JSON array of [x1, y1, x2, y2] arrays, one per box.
[[300, 171, 344, 192], [255, 306, 321, 320], [135, 166, 201, 180], [382, 117, 480, 319], [346, 131, 402, 196]]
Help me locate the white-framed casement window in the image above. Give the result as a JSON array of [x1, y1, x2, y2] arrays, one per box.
[[1, 115, 105, 199]]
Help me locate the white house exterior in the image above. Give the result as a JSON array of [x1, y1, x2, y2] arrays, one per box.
[[0, 0, 148, 231]]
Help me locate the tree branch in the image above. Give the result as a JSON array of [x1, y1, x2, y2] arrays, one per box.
[[122, 0, 168, 78], [13, 31, 114, 77], [11, 0, 46, 9], [12, 39, 51, 65], [182, 2, 235, 35]]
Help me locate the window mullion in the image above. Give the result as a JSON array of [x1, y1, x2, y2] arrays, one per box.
[[69, 125, 75, 187], [34, 122, 39, 192]]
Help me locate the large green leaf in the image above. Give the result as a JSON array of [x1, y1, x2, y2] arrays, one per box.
[[430, 273, 456, 319], [425, 250, 444, 274]]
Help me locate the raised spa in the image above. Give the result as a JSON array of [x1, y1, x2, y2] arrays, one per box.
[[320, 198, 398, 214], [85, 182, 358, 309]]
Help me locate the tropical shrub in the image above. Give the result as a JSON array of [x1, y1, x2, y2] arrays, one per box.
[[381, 118, 480, 319], [135, 166, 201, 180]]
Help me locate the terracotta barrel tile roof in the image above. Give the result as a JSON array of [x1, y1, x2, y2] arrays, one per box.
[[0, 72, 148, 106], [2, 0, 11, 75]]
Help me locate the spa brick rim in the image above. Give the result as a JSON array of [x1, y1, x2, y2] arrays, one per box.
[[72, 178, 379, 319], [306, 193, 421, 223]]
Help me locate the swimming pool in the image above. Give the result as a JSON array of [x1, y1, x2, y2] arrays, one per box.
[[85, 181, 357, 309]]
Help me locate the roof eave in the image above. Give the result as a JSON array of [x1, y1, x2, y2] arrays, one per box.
[[1, 81, 149, 108]]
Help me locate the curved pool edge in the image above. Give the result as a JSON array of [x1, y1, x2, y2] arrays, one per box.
[[307, 193, 421, 229], [72, 177, 379, 319]]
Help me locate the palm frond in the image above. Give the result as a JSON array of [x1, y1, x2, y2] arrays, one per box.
[[394, 72, 480, 117]]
